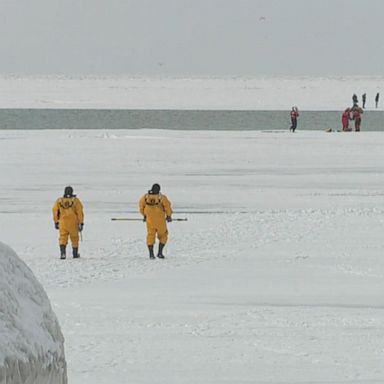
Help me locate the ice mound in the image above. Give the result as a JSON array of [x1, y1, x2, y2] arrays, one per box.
[[0, 242, 67, 384]]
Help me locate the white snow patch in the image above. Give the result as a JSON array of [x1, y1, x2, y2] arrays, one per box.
[[1, 129, 384, 383]]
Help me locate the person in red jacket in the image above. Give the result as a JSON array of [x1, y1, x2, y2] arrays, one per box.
[[352, 106, 363, 131], [341, 108, 351, 131], [289, 106, 299, 132]]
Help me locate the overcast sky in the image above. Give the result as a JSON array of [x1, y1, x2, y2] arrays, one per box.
[[1, 0, 383, 76]]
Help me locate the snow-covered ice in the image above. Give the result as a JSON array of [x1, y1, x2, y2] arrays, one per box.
[[0, 75, 382, 110], [0, 242, 67, 384], [1, 128, 384, 383]]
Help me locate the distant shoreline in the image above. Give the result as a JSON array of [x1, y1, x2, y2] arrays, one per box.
[[0, 76, 381, 111]]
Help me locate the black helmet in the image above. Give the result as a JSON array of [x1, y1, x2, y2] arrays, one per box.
[[150, 183, 161, 194], [64, 186, 74, 197]]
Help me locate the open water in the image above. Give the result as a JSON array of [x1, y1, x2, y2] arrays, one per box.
[[0, 109, 383, 131]]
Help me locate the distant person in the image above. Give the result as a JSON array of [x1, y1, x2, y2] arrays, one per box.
[[375, 92, 380, 108], [289, 106, 299, 132], [341, 108, 351, 131], [139, 183, 173, 259], [362, 93, 366, 109], [352, 106, 363, 131], [352, 94, 358, 107], [52, 186, 84, 259]]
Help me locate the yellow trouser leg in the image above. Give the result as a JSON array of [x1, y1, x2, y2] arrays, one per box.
[[69, 230, 80, 248], [146, 225, 156, 246], [59, 229, 69, 246], [157, 229, 168, 245]]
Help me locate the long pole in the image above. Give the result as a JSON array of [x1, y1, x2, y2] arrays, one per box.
[[111, 218, 188, 221]]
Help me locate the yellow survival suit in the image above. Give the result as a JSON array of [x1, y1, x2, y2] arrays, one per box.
[[52, 186, 84, 259], [139, 183, 172, 259]]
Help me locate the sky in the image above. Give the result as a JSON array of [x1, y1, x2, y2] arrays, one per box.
[[1, 0, 384, 76]]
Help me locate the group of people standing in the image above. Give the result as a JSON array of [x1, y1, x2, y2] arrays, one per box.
[[359, 92, 380, 109], [289, 91, 380, 132], [52, 184, 172, 260], [341, 92, 380, 132], [341, 105, 364, 132]]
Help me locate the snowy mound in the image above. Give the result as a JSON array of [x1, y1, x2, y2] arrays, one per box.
[[0, 242, 67, 384]]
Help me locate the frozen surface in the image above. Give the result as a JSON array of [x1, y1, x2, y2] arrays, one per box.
[[1, 129, 384, 383], [0, 75, 382, 110], [0, 242, 67, 384]]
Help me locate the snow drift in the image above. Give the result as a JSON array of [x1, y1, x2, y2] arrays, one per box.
[[0, 242, 67, 384]]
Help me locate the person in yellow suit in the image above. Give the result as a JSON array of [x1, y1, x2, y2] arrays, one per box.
[[139, 183, 172, 259], [52, 186, 84, 259]]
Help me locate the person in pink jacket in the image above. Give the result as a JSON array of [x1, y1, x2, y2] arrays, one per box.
[[341, 108, 351, 131]]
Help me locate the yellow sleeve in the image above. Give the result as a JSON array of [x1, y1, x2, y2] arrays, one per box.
[[75, 198, 84, 224], [139, 195, 146, 216], [162, 195, 173, 217], [52, 199, 60, 222]]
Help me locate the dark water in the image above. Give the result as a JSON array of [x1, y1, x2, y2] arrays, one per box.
[[0, 109, 383, 131]]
